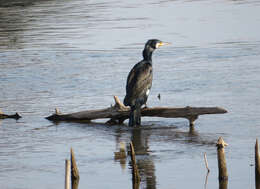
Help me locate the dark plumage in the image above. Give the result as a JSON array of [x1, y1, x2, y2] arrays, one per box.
[[124, 39, 169, 127]]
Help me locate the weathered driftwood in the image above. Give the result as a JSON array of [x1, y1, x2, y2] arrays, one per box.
[[46, 96, 227, 127], [0, 109, 21, 120]]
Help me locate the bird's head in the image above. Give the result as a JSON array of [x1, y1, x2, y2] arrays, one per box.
[[145, 39, 170, 50], [142, 39, 170, 60]]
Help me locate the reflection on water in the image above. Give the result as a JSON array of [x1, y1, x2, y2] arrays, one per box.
[[131, 128, 156, 189], [1, 0, 260, 188], [113, 124, 219, 189], [219, 180, 228, 189]]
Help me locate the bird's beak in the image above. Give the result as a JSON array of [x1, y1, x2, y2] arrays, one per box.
[[158, 41, 171, 47]]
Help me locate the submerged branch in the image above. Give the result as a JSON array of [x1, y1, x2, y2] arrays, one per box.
[[0, 109, 22, 120]]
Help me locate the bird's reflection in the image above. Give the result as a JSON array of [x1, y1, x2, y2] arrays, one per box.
[[131, 128, 150, 155], [131, 128, 156, 189]]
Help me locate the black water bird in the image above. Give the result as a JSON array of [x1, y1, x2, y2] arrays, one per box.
[[123, 39, 170, 127]]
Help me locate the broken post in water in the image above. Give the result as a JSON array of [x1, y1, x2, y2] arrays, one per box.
[[65, 159, 71, 189], [130, 142, 141, 189], [255, 139, 260, 189], [71, 148, 80, 189], [216, 137, 228, 189], [216, 137, 228, 180], [46, 96, 227, 130], [0, 109, 21, 120]]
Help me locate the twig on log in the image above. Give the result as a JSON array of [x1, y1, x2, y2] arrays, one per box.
[[130, 142, 141, 188], [55, 108, 61, 115], [256, 139, 260, 189], [0, 109, 21, 120], [46, 96, 227, 128], [71, 148, 80, 189], [65, 159, 71, 189]]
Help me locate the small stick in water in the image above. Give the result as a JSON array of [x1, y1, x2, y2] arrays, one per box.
[[203, 152, 210, 189], [204, 152, 210, 172], [65, 159, 71, 189]]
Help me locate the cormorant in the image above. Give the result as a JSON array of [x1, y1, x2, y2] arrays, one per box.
[[123, 39, 170, 127]]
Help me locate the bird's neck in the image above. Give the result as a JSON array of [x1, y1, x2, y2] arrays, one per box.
[[142, 47, 154, 61]]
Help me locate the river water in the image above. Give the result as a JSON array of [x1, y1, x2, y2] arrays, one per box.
[[0, 0, 260, 188]]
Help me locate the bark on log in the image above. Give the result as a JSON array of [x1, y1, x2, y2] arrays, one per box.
[[0, 109, 21, 120], [46, 96, 227, 127]]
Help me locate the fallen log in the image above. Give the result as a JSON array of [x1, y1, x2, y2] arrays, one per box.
[[0, 109, 22, 120], [46, 96, 227, 128]]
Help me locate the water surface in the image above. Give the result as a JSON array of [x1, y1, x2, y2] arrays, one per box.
[[1, 0, 260, 188]]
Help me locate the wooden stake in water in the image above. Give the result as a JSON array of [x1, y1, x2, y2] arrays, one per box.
[[216, 137, 228, 181], [255, 139, 260, 189], [71, 148, 80, 189], [130, 142, 141, 189], [65, 159, 71, 189]]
